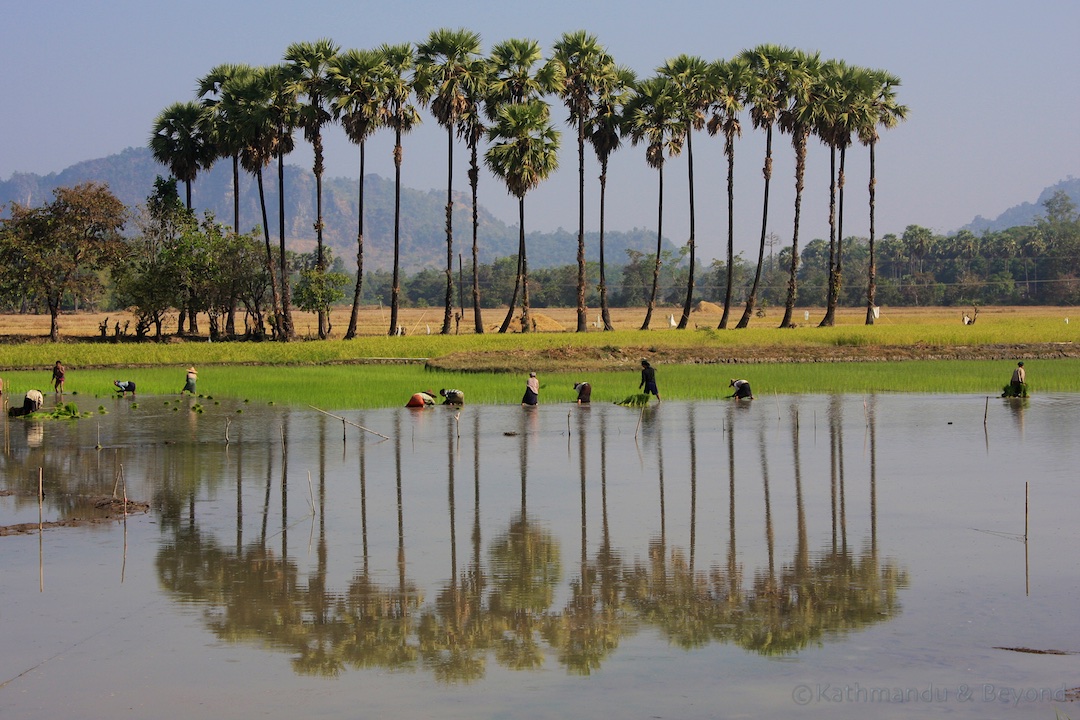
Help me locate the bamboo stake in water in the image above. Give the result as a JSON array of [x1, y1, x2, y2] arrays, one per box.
[[984, 396, 990, 426], [39, 467, 44, 592], [307, 406, 390, 440], [306, 471, 316, 514], [1025, 480, 1030, 596], [1024, 481, 1029, 542]]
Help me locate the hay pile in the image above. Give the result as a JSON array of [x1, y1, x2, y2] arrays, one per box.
[[531, 313, 566, 331], [693, 300, 723, 314], [488, 312, 567, 333]]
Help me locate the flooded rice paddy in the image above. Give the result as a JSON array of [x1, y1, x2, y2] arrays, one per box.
[[1, 393, 1079, 719]]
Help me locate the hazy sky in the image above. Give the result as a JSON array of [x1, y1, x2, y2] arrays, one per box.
[[2, 0, 1077, 262]]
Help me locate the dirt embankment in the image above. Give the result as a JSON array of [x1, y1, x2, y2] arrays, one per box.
[[426, 342, 1080, 374], [0, 493, 150, 536]]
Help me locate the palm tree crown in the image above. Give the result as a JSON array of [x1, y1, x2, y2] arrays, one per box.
[[149, 101, 212, 209], [485, 100, 560, 199]]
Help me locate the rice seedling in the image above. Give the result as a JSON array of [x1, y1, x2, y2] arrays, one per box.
[[2, 358, 1076, 410]]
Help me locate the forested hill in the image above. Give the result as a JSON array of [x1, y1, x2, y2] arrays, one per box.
[[0, 147, 671, 272], [959, 177, 1080, 234]]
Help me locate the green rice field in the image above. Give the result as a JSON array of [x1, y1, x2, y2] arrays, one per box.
[[1, 359, 1074, 410]]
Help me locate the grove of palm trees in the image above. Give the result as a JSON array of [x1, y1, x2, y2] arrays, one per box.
[[149, 30, 913, 341]]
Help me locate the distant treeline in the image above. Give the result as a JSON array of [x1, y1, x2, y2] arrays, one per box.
[[363, 191, 1080, 311]]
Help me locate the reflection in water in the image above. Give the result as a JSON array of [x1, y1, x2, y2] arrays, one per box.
[[0, 398, 908, 681]]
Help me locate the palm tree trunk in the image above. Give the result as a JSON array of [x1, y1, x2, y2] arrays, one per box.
[[389, 130, 403, 336], [781, 128, 808, 328], [469, 141, 484, 334], [441, 127, 455, 335], [737, 125, 773, 328], [314, 131, 328, 339], [865, 140, 877, 324], [822, 145, 847, 326], [232, 155, 241, 235], [598, 160, 613, 331], [256, 167, 283, 338], [642, 165, 664, 331], [498, 250, 522, 334], [345, 143, 366, 339], [520, 198, 531, 332], [575, 116, 588, 333], [719, 134, 735, 329], [819, 147, 839, 326], [677, 128, 695, 330], [277, 147, 295, 340]]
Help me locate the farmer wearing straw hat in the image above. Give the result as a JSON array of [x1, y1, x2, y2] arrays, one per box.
[[181, 366, 198, 395], [521, 372, 539, 406]]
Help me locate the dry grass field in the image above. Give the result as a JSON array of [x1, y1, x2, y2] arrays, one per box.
[[0, 303, 1070, 341]]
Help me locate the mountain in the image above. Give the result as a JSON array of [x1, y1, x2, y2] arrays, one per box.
[[959, 176, 1080, 234], [0, 147, 672, 272]]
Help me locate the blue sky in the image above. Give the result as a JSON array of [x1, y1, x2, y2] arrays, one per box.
[[2, 0, 1077, 262]]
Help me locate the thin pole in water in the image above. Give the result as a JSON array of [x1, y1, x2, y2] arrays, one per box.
[[306, 471, 316, 515], [1025, 480, 1030, 596], [38, 467, 44, 592], [984, 397, 990, 426]]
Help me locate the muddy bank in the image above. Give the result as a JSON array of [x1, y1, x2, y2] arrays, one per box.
[[426, 342, 1080, 374], [0, 496, 150, 536]]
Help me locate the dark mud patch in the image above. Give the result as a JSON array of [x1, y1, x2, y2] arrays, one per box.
[[427, 342, 1080, 374], [0, 496, 150, 536]]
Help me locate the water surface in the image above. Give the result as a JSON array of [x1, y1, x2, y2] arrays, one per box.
[[1, 393, 1078, 719]]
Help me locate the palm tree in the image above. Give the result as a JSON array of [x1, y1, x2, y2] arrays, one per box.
[[218, 66, 284, 336], [484, 99, 560, 334], [736, 44, 799, 329], [658, 54, 712, 330], [416, 28, 485, 335], [777, 50, 821, 329], [705, 57, 750, 329], [332, 48, 387, 340], [547, 30, 613, 333], [860, 69, 907, 324], [818, 62, 871, 327], [485, 38, 554, 333], [586, 65, 635, 331], [459, 65, 491, 334], [623, 75, 684, 331], [197, 63, 253, 236], [284, 38, 339, 339], [264, 64, 298, 340], [149, 101, 211, 210], [376, 42, 422, 336]]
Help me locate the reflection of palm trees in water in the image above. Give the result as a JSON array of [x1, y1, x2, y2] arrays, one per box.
[[547, 405, 628, 675], [486, 409, 562, 671], [153, 400, 908, 677], [829, 395, 847, 551]]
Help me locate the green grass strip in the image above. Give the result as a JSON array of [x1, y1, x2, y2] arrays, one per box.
[[3, 359, 1076, 410]]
